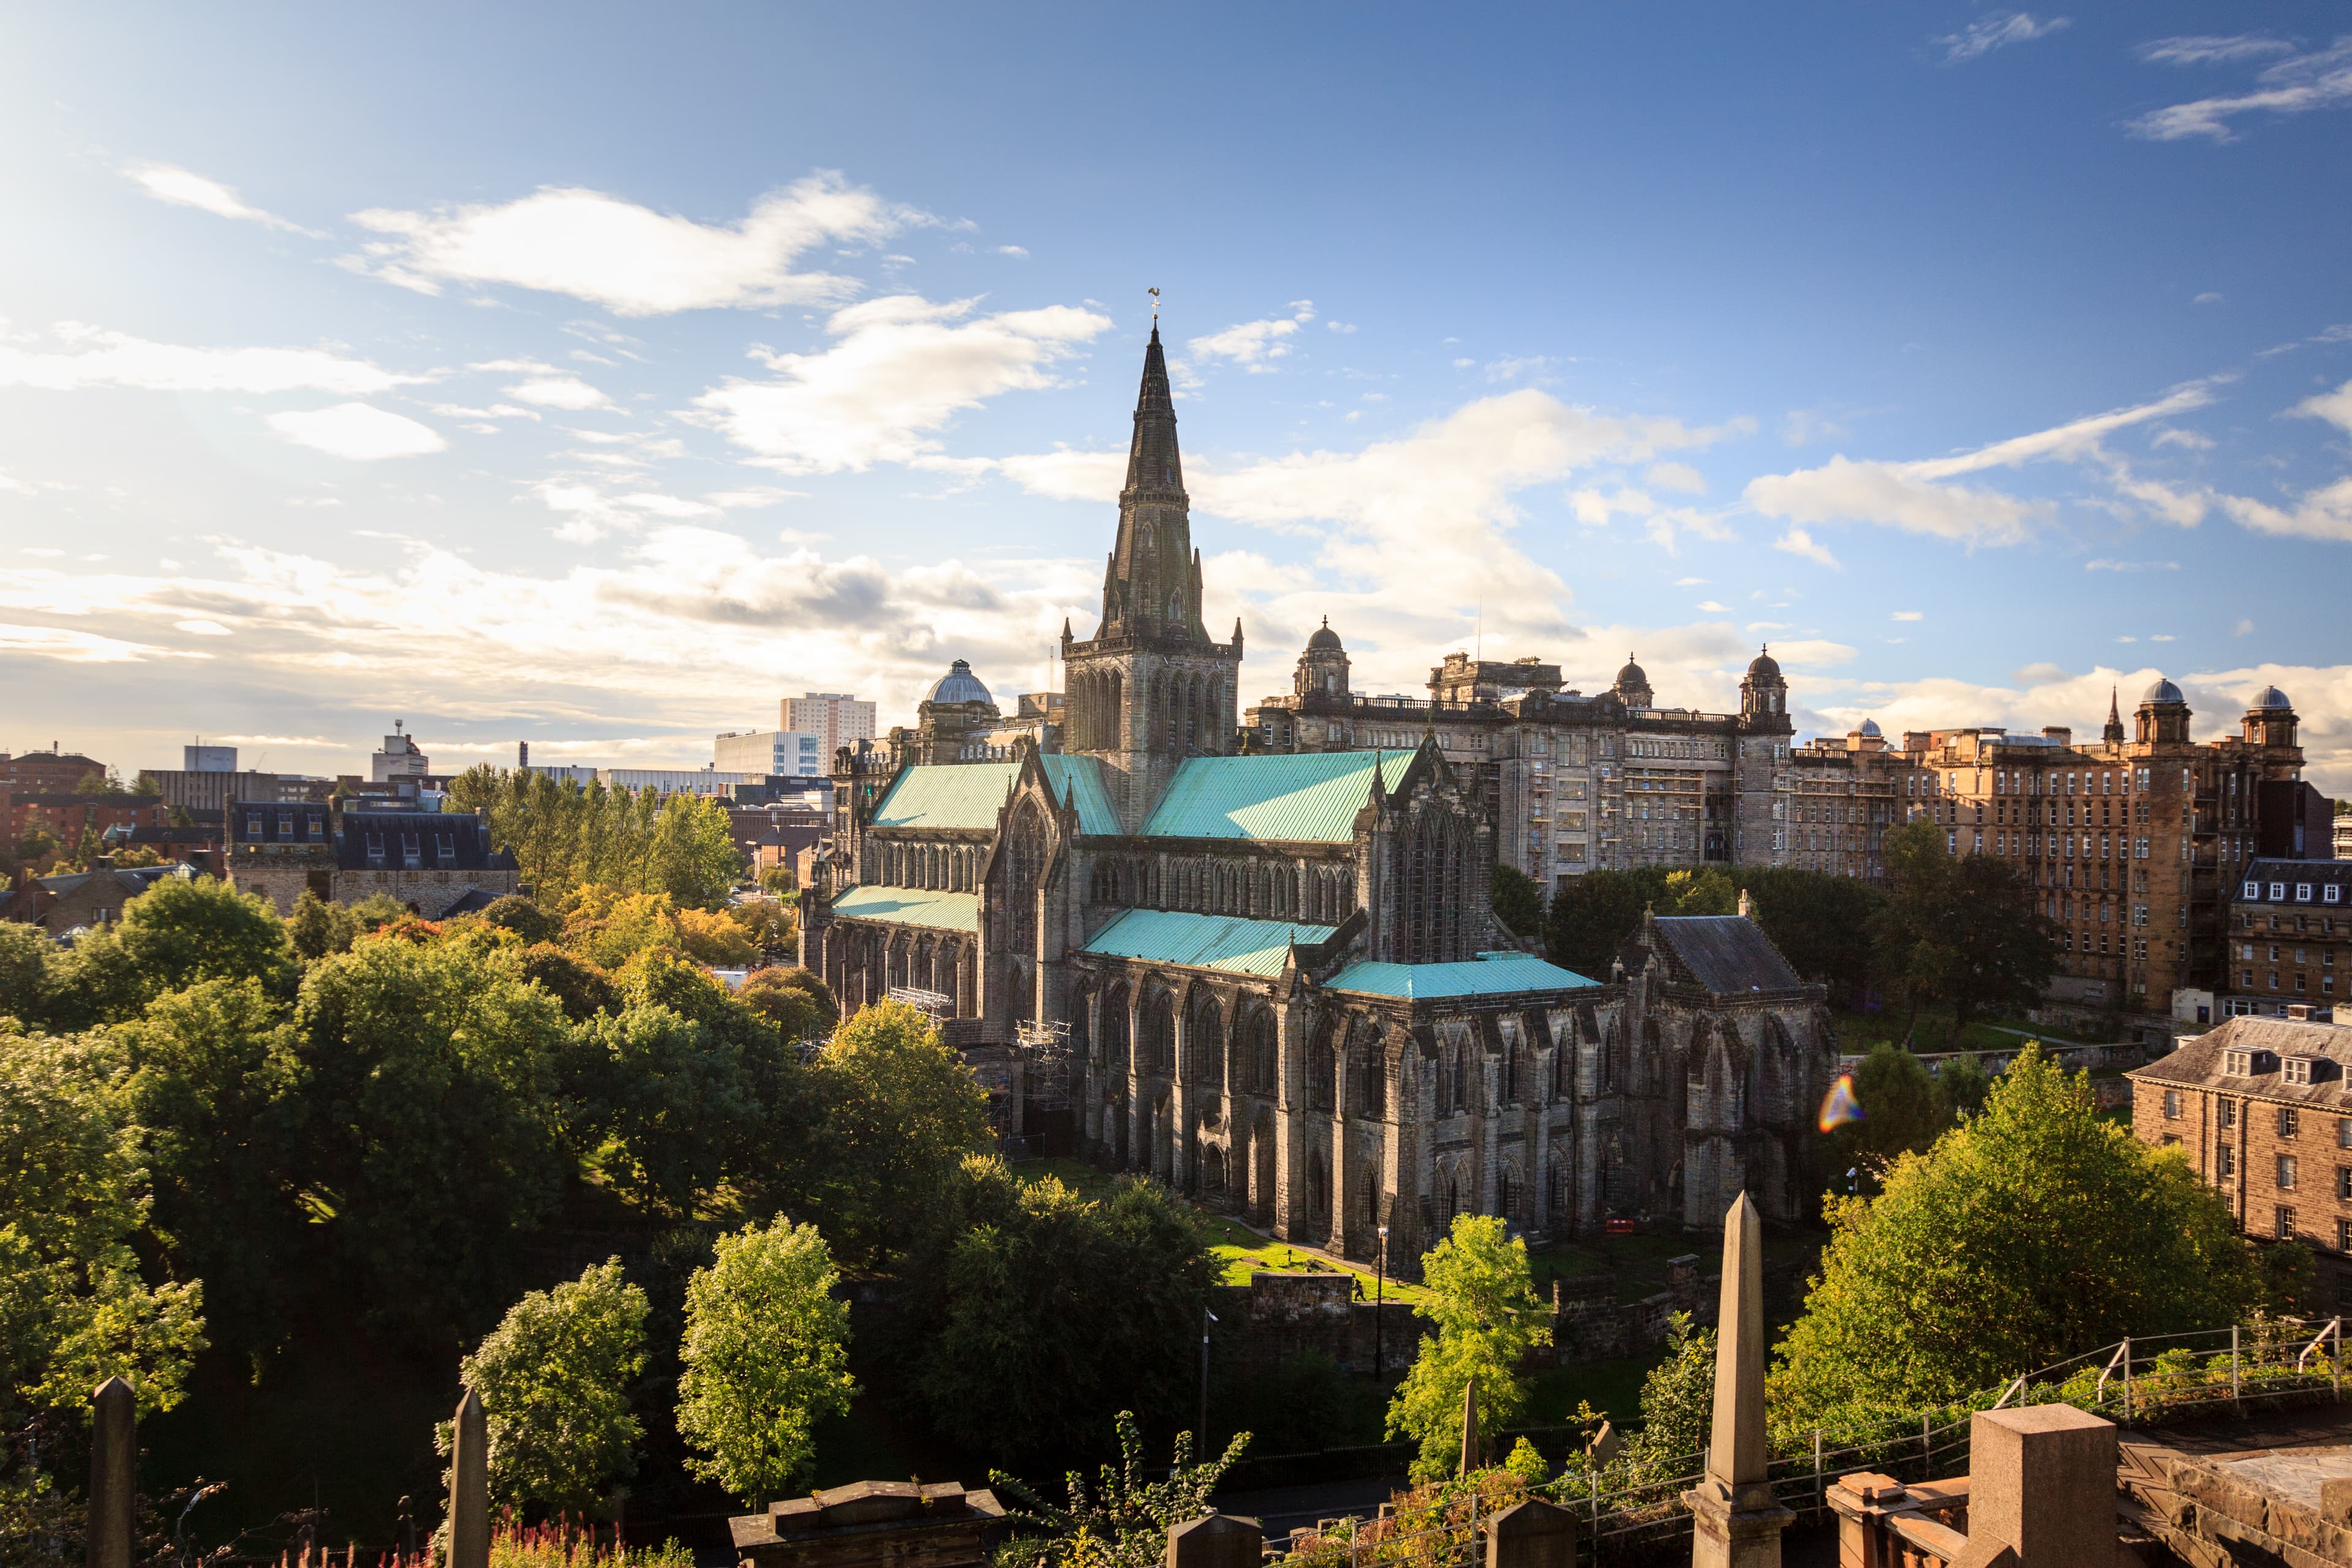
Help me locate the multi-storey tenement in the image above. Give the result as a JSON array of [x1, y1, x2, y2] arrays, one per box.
[[2130, 1013, 2352, 1308], [2222, 860, 2352, 1019]]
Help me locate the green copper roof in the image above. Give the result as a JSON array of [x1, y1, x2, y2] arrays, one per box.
[[1143, 749, 1422, 842], [827, 884, 979, 932], [1325, 952, 1599, 1000], [869, 755, 1118, 836], [1082, 908, 1336, 977]]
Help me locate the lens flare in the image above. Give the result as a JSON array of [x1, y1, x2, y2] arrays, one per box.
[[1818, 1071, 1864, 1133]]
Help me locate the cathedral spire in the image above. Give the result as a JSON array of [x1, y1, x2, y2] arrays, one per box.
[[1099, 323, 1204, 639], [2103, 684, 2125, 745]]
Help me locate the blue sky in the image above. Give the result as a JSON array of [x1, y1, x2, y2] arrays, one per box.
[[4, 4, 2351, 788]]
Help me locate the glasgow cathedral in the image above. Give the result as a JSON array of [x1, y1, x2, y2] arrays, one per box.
[[801, 326, 1836, 1260]]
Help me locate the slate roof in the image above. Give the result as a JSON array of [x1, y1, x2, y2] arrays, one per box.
[[1143, 750, 1421, 842], [2233, 859, 2352, 908], [2130, 1016, 2352, 1109], [1081, 908, 1336, 978], [1325, 952, 1599, 1000], [1648, 915, 1804, 993], [828, 884, 980, 933], [439, 888, 505, 917], [335, 810, 513, 872], [34, 865, 187, 899], [869, 756, 1119, 836]]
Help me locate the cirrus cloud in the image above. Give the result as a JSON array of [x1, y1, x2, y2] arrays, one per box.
[[0, 325, 428, 394], [266, 403, 447, 461]]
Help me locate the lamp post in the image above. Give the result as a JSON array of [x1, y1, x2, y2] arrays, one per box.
[[1373, 1224, 1389, 1379]]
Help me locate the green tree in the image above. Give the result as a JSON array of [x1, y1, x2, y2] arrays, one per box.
[[1544, 868, 1663, 979], [564, 1005, 755, 1218], [1773, 1044, 2268, 1422], [895, 1158, 1214, 1459], [739, 966, 837, 1044], [1491, 865, 1545, 940], [647, 796, 745, 911], [287, 888, 362, 962], [478, 894, 562, 946], [518, 943, 620, 1023], [58, 875, 295, 1024], [1939, 1053, 1994, 1117], [1623, 1311, 1714, 1475], [117, 979, 304, 1349], [676, 1217, 854, 1505], [0, 1029, 206, 1425], [1662, 867, 1738, 915], [0, 921, 64, 1027], [1828, 1045, 1952, 1183], [1870, 822, 2057, 1043], [810, 1001, 992, 1264], [1387, 1213, 1553, 1480], [285, 938, 572, 1337], [439, 1259, 649, 1512]]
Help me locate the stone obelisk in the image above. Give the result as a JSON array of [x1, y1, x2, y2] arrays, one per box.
[[1686, 1193, 1791, 1568]]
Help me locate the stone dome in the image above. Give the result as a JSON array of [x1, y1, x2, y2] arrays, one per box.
[[2249, 684, 2293, 711], [1747, 646, 1784, 682], [2141, 677, 2186, 705], [925, 658, 993, 706], [1856, 717, 1882, 738], [1306, 616, 1344, 652], [1615, 654, 1648, 687]]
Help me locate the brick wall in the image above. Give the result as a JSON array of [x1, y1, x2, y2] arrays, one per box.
[[2135, 1078, 2352, 1295]]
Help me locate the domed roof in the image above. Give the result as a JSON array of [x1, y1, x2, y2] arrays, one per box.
[[1747, 645, 1783, 681], [924, 658, 993, 706], [2249, 684, 2293, 711], [1306, 616, 1344, 652], [1615, 652, 1648, 687], [1856, 718, 1882, 738], [2141, 676, 2185, 705]]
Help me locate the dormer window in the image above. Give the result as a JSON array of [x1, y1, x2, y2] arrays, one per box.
[[2298, 884, 2315, 902], [2246, 881, 2262, 899], [307, 815, 325, 839], [277, 813, 294, 837], [246, 812, 262, 838], [401, 832, 422, 869], [2225, 1049, 2255, 1076], [364, 831, 386, 865], [2272, 883, 2288, 901], [2285, 1057, 2317, 1087], [435, 833, 456, 864]]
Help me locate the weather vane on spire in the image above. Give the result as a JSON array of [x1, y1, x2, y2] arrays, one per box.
[[1148, 286, 1160, 322]]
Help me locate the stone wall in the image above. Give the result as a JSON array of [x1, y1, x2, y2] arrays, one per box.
[[1544, 1253, 1713, 1365]]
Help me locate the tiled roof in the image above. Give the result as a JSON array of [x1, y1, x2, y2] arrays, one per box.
[[1651, 916, 1804, 993], [334, 811, 512, 872], [1144, 750, 1421, 842], [1325, 951, 1600, 1000], [869, 756, 1120, 836], [2130, 1016, 2352, 1107], [828, 884, 980, 933], [1080, 908, 1336, 977]]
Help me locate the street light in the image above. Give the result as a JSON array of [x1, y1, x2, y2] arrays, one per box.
[[1373, 1224, 1389, 1379], [1199, 1306, 1218, 1449]]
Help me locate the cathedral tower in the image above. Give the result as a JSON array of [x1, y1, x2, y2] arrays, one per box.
[[1061, 323, 1244, 828]]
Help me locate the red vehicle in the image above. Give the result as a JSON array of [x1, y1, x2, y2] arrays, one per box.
[[1603, 1218, 1637, 1236]]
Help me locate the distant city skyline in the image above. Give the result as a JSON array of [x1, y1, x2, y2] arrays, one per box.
[[2, 7, 2348, 790]]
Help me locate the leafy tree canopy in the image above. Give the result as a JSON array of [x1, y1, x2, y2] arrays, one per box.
[[59, 875, 295, 1025], [1491, 865, 1545, 940], [1772, 1044, 2269, 1423], [1828, 1045, 1953, 1185], [809, 1001, 993, 1265], [1387, 1214, 1553, 1480], [440, 1259, 649, 1513], [676, 1217, 854, 1505]]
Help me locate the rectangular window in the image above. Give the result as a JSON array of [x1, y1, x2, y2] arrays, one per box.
[[2338, 1167, 2352, 1201], [2281, 1106, 2301, 1137], [2163, 1088, 2182, 1119], [2218, 1145, 2236, 1177], [2339, 1218, 2351, 1253], [2220, 1099, 2238, 1128], [2280, 1155, 2299, 1189], [2278, 1206, 2297, 1241], [2286, 1058, 2313, 1086]]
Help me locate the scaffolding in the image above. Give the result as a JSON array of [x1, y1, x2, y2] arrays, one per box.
[[1016, 1017, 1074, 1110], [886, 985, 954, 1023]]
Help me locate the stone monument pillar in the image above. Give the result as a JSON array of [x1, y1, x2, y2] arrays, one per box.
[[447, 1387, 489, 1568], [1686, 1193, 1791, 1568], [87, 1377, 135, 1568]]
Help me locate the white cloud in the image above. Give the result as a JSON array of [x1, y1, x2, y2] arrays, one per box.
[[1743, 384, 2213, 546], [2138, 35, 2296, 67], [1696, 600, 1728, 612], [0, 624, 184, 662], [2294, 377, 2352, 435], [2194, 292, 2225, 305], [1773, 528, 1841, 568], [1891, 610, 1923, 622], [2128, 38, 2352, 142], [2152, 427, 2213, 450], [265, 404, 447, 461], [2215, 477, 2352, 542], [0, 325, 426, 394], [1326, 321, 1358, 334], [693, 294, 1111, 475], [1673, 576, 1708, 587], [506, 376, 615, 410], [343, 173, 913, 315], [1645, 461, 1706, 495], [1936, 12, 2069, 64], [124, 162, 322, 236], [1187, 302, 1316, 372], [995, 246, 1029, 258], [173, 619, 232, 635], [2086, 559, 2181, 571]]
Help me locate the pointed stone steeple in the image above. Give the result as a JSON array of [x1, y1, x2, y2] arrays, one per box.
[[1100, 325, 1206, 640], [2103, 685, 2125, 745]]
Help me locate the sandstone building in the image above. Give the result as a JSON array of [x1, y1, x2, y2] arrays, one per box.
[[802, 329, 1834, 1256], [225, 801, 519, 918]]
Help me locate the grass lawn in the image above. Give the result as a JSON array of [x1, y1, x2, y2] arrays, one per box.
[[1014, 1156, 1438, 1304]]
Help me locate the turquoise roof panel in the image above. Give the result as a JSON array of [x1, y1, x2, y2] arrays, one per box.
[[1037, 754, 1121, 837], [1082, 908, 1336, 978], [1143, 750, 1422, 842], [870, 763, 1019, 830], [828, 884, 980, 933], [1325, 952, 1600, 1000], [869, 756, 1120, 836]]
